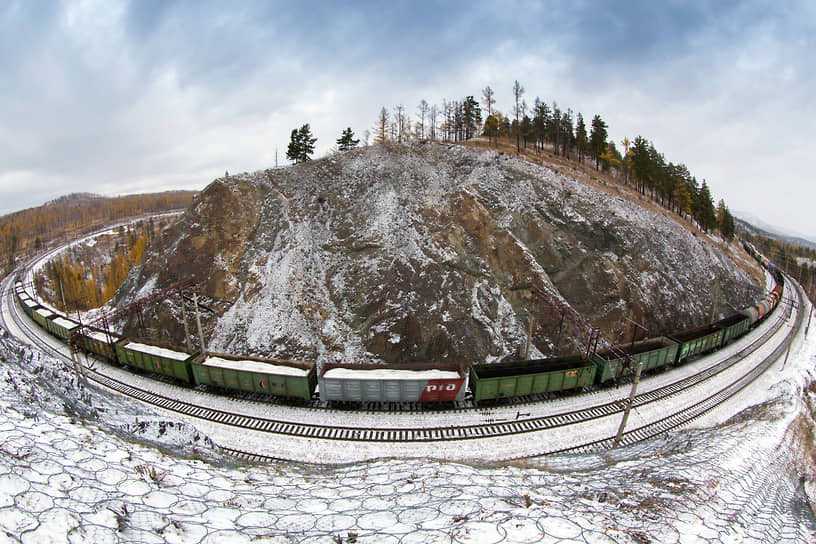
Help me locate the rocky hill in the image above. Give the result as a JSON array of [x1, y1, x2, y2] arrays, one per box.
[[116, 143, 761, 367]]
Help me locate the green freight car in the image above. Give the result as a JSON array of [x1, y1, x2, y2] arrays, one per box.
[[671, 324, 726, 362], [17, 294, 39, 320], [715, 313, 751, 345], [114, 339, 198, 383], [46, 315, 80, 340], [73, 328, 121, 361], [192, 352, 316, 401], [32, 307, 55, 329], [592, 336, 679, 383], [469, 356, 596, 401]]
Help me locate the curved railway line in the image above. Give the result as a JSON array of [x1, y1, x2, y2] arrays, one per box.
[[0, 258, 804, 461]]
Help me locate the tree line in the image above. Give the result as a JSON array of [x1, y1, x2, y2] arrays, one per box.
[[285, 80, 737, 242], [1, 191, 195, 276], [35, 220, 159, 312], [743, 231, 816, 304]]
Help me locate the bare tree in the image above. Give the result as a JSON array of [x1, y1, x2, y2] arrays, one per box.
[[393, 104, 407, 143], [375, 107, 389, 144], [417, 99, 429, 141], [481, 85, 495, 118], [429, 104, 438, 140], [513, 80, 525, 153]]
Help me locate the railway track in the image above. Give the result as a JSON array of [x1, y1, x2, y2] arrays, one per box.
[[0, 269, 802, 458]]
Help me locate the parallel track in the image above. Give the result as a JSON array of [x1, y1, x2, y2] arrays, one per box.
[[1, 270, 801, 457]]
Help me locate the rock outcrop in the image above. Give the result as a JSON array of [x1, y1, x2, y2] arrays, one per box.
[[117, 143, 761, 367]]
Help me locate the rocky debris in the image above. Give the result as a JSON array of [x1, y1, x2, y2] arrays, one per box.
[[117, 143, 761, 366]]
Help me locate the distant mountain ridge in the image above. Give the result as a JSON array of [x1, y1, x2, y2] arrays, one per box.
[[736, 213, 816, 249]]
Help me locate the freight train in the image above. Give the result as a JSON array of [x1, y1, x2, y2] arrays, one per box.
[[12, 241, 784, 406]]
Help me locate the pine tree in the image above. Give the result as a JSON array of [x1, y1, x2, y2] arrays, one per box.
[[462, 96, 482, 140], [717, 200, 736, 241], [336, 127, 359, 151], [575, 113, 588, 163], [694, 181, 717, 232], [589, 115, 608, 170], [483, 114, 499, 144], [286, 124, 317, 163]]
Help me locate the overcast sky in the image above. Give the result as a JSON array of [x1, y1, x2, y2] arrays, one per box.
[[1, 1, 813, 238]]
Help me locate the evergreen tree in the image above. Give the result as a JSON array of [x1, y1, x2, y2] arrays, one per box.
[[589, 115, 608, 170], [483, 114, 499, 144], [532, 98, 550, 152], [462, 96, 482, 140], [575, 113, 588, 163], [693, 181, 717, 232], [716, 200, 736, 241], [286, 123, 317, 163], [630, 136, 651, 193], [336, 127, 359, 151]]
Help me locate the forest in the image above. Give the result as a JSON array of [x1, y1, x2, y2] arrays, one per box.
[[35, 219, 163, 312], [0, 191, 195, 277], [744, 231, 816, 304]]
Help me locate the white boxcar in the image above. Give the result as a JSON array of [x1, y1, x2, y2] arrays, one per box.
[[318, 363, 467, 403]]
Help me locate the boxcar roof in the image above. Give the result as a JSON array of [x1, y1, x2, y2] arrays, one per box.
[[52, 317, 78, 330], [202, 356, 309, 376], [124, 341, 190, 361], [85, 330, 120, 342], [321, 367, 461, 380]]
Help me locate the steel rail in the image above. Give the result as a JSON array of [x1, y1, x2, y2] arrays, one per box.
[[0, 270, 798, 450]]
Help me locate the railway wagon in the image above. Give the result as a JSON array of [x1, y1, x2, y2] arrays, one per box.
[[319, 363, 467, 403], [671, 324, 726, 363], [469, 356, 596, 401], [115, 339, 198, 383], [32, 307, 55, 329], [715, 313, 751, 345], [592, 337, 679, 383], [73, 328, 121, 361], [45, 314, 80, 340], [192, 353, 316, 401], [17, 293, 39, 320]]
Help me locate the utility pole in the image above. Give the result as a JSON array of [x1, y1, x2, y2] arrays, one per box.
[[193, 288, 207, 356], [524, 292, 535, 359], [179, 289, 194, 352], [710, 280, 720, 322], [613, 359, 643, 448]]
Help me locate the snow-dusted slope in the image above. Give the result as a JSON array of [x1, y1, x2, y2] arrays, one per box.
[[119, 143, 760, 366]]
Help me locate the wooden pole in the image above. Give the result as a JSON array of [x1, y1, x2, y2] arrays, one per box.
[[179, 289, 194, 352], [524, 294, 535, 360], [612, 359, 643, 448], [193, 289, 206, 355], [554, 313, 565, 353]]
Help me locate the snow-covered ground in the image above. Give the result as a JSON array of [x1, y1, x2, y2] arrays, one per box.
[[1, 277, 815, 541]]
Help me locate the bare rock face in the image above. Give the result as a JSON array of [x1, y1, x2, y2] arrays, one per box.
[[118, 143, 761, 366]]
